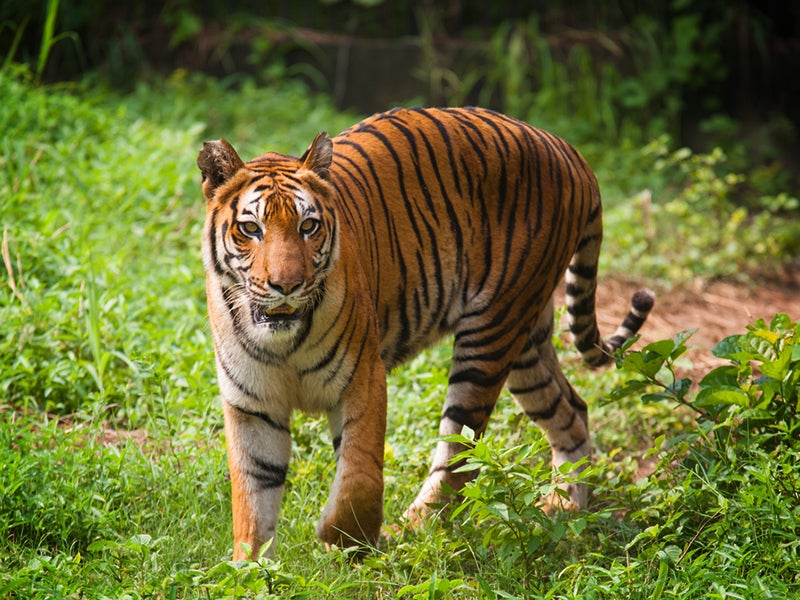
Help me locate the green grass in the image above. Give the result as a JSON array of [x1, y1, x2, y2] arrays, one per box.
[[1, 65, 799, 598]]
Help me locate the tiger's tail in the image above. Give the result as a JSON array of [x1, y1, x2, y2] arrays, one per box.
[[565, 196, 655, 368]]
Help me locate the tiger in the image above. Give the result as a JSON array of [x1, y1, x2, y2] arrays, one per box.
[[197, 106, 654, 560]]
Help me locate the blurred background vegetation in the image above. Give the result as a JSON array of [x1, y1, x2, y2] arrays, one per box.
[[4, 1, 799, 249], [3, 0, 800, 162]]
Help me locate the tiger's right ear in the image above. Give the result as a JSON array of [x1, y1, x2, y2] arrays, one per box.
[[197, 138, 245, 200], [300, 132, 333, 180]]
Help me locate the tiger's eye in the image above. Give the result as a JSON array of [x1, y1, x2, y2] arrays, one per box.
[[299, 218, 320, 236], [239, 221, 261, 236]]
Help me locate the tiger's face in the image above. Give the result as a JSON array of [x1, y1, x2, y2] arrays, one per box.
[[198, 135, 336, 348]]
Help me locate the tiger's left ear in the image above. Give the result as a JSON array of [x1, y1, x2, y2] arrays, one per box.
[[197, 138, 245, 201], [300, 132, 333, 180]]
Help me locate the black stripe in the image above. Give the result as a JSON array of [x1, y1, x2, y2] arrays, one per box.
[[319, 314, 362, 387], [576, 232, 601, 251], [219, 288, 283, 365], [508, 375, 552, 396], [336, 139, 404, 267], [228, 402, 290, 433], [246, 456, 288, 490], [565, 283, 586, 297], [299, 294, 354, 376], [209, 209, 225, 277], [531, 323, 553, 346], [568, 263, 597, 280], [586, 200, 602, 223], [569, 319, 594, 338], [525, 394, 561, 421], [448, 366, 508, 389], [453, 342, 515, 364], [620, 313, 647, 332], [574, 334, 600, 354], [218, 355, 266, 404], [566, 390, 589, 412], [553, 437, 588, 455], [337, 320, 373, 392], [443, 403, 494, 430], [606, 335, 628, 350], [567, 295, 595, 317], [559, 411, 577, 431], [511, 353, 540, 371]]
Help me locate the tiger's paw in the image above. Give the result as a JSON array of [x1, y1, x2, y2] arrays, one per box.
[[316, 495, 383, 551], [540, 481, 588, 515]]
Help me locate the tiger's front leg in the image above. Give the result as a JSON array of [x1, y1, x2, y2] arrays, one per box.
[[316, 352, 387, 550], [223, 400, 292, 560]]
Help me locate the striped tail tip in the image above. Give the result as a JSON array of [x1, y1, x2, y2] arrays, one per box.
[[606, 288, 655, 352]]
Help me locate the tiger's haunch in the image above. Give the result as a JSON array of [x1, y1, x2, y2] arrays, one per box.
[[196, 107, 654, 560]]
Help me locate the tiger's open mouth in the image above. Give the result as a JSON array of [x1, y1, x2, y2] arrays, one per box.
[[251, 302, 303, 326]]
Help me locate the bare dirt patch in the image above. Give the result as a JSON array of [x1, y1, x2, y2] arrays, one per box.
[[583, 265, 800, 379]]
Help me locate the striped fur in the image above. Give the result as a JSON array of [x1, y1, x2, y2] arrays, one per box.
[[197, 107, 653, 559]]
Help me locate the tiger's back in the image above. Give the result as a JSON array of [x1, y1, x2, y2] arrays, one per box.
[[329, 107, 599, 369], [197, 106, 653, 559]]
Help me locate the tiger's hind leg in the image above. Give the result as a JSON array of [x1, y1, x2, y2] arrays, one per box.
[[402, 321, 530, 527], [506, 298, 592, 511]]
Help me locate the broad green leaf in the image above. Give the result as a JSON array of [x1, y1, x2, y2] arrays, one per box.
[[740, 333, 777, 361], [670, 377, 692, 399], [699, 365, 739, 388], [770, 313, 792, 332], [752, 329, 780, 345], [487, 501, 510, 520], [672, 328, 697, 350], [695, 386, 750, 409], [643, 339, 676, 359], [642, 392, 675, 404], [711, 335, 744, 360], [659, 544, 682, 565], [619, 350, 667, 379], [607, 379, 649, 401], [759, 346, 792, 380]]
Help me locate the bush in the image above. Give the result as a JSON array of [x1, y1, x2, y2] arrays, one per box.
[[440, 316, 800, 597], [600, 138, 800, 283], [610, 314, 800, 594]]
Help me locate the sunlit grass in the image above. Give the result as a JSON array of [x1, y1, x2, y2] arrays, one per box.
[[1, 66, 798, 598]]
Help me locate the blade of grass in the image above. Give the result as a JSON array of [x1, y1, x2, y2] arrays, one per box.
[[1, 16, 30, 72], [36, 0, 60, 82]]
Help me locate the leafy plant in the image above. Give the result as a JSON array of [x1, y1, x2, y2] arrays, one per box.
[[600, 137, 800, 283], [441, 427, 595, 595], [610, 315, 800, 593]]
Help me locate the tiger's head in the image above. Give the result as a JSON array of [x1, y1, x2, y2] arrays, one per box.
[[197, 133, 337, 348]]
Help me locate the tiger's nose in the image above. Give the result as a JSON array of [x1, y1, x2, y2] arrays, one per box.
[[267, 278, 302, 296]]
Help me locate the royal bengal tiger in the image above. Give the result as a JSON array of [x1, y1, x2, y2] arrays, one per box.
[[197, 106, 654, 560]]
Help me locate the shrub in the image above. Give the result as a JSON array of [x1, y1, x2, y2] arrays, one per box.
[[611, 314, 800, 593]]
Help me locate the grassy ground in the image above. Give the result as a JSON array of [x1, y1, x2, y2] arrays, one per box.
[[1, 66, 798, 598]]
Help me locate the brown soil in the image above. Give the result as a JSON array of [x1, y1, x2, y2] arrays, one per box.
[[578, 265, 800, 379]]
